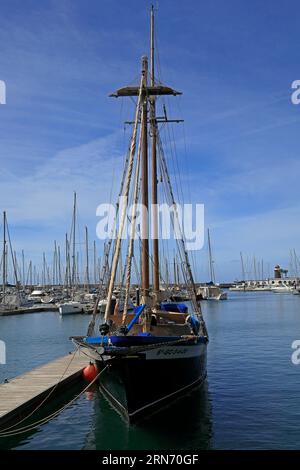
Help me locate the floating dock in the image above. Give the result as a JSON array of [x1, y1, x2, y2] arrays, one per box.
[[0, 304, 94, 316], [0, 304, 58, 316], [0, 351, 88, 428]]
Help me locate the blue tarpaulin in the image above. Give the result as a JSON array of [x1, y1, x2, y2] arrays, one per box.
[[160, 303, 188, 313]]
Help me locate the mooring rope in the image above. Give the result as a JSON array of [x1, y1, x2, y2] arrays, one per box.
[[0, 365, 108, 438], [0, 347, 81, 434]]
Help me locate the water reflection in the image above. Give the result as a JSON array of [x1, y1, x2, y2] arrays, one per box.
[[0, 381, 86, 450], [85, 380, 213, 450]]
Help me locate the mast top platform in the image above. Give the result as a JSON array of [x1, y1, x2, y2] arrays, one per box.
[[109, 85, 181, 98]]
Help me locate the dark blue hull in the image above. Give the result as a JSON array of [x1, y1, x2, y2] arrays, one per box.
[[97, 340, 207, 421]]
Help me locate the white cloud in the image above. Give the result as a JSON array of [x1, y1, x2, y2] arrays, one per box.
[[201, 204, 300, 281], [0, 131, 124, 228]]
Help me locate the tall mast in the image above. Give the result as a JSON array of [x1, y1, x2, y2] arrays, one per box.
[[165, 257, 169, 287], [253, 256, 257, 281], [98, 256, 102, 283], [150, 5, 159, 292], [240, 251, 245, 282], [85, 226, 90, 291], [141, 55, 150, 298], [13, 251, 17, 284], [53, 241, 57, 285], [177, 256, 180, 285], [294, 249, 299, 277], [65, 233, 69, 288], [2, 211, 6, 303], [43, 252, 46, 287], [173, 255, 177, 285], [29, 260, 32, 287], [58, 245, 62, 285], [110, 10, 182, 302], [150, 5, 155, 83], [93, 240, 97, 285], [207, 228, 215, 284], [72, 192, 77, 288], [76, 251, 79, 285], [22, 249, 25, 288]]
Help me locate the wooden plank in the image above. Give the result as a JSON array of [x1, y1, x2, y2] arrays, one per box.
[[0, 352, 89, 428]]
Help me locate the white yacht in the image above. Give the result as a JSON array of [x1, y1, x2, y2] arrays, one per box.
[[28, 289, 47, 303], [271, 283, 293, 293], [58, 301, 85, 315], [197, 284, 227, 300], [98, 296, 135, 313]]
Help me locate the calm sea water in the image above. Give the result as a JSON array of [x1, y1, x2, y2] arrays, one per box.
[[1, 292, 300, 450]]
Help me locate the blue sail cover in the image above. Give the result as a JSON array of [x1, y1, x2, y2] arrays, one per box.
[[84, 335, 182, 346], [160, 303, 188, 313]]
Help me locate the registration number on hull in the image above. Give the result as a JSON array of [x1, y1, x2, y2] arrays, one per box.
[[145, 344, 205, 360]]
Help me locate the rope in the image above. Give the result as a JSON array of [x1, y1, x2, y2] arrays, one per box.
[[122, 108, 143, 323], [156, 131, 207, 329], [0, 365, 108, 438], [87, 125, 135, 335], [0, 348, 80, 434], [103, 72, 144, 323]]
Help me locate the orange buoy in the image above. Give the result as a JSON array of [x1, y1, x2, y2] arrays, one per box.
[[82, 362, 98, 382]]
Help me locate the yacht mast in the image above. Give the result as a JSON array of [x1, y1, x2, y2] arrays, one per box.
[[93, 240, 96, 285], [240, 251, 245, 282], [207, 228, 215, 284], [85, 226, 90, 291], [2, 211, 6, 303], [71, 192, 77, 288], [141, 55, 150, 299], [65, 233, 69, 289], [58, 245, 62, 285], [109, 8, 181, 306], [22, 249, 25, 288], [103, 70, 145, 322], [150, 5, 160, 293], [43, 252, 46, 288]]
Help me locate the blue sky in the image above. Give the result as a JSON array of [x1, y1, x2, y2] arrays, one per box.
[[0, 0, 300, 282]]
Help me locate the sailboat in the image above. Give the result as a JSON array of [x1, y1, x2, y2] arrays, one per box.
[[72, 7, 208, 421], [0, 211, 33, 311], [58, 193, 85, 315], [196, 228, 227, 300]]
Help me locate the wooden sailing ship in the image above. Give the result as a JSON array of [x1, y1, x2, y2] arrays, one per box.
[[72, 6, 208, 421]]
